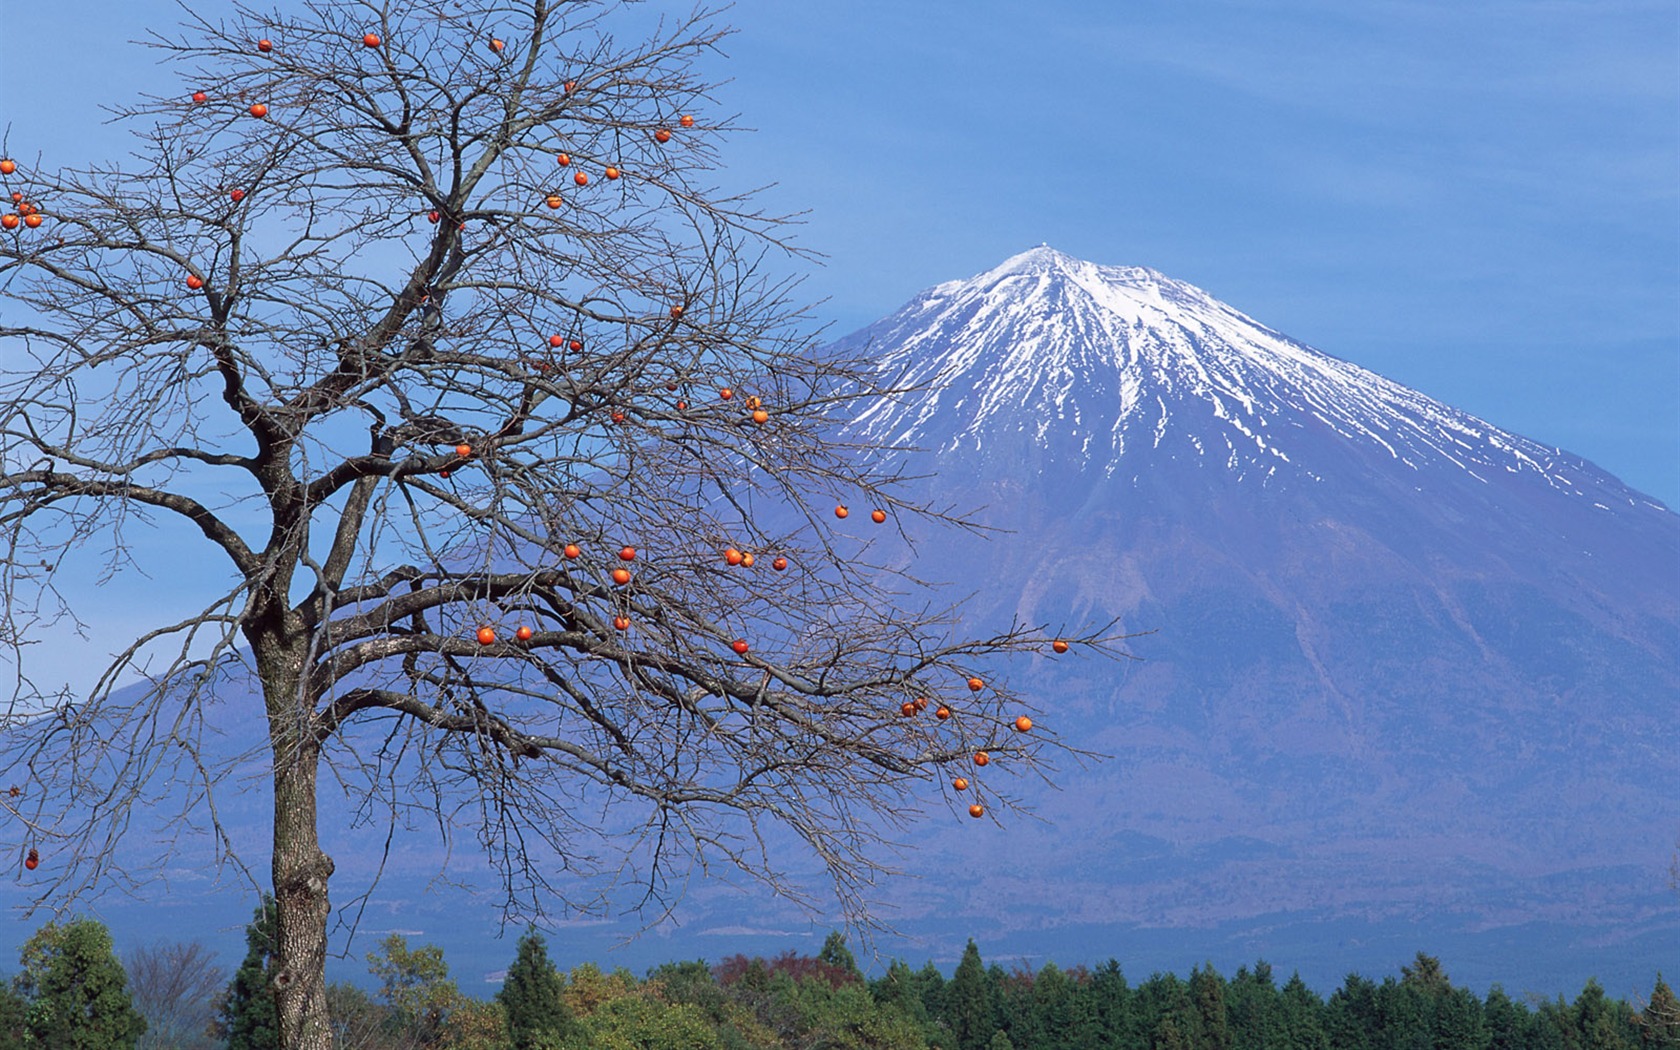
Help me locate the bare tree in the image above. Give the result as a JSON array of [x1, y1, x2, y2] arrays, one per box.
[[126, 940, 228, 1050], [0, 1, 1125, 1047]]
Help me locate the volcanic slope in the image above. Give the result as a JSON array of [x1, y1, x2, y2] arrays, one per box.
[[827, 245, 1679, 980]]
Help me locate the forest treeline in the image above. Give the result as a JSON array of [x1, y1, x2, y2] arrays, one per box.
[[0, 902, 1674, 1049]]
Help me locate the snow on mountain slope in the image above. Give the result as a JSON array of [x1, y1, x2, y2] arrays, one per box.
[[843, 245, 1665, 515]]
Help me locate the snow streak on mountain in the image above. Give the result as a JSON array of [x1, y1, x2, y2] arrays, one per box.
[[846, 245, 1664, 517]]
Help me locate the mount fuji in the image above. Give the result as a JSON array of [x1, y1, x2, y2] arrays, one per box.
[[817, 245, 1680, 988]]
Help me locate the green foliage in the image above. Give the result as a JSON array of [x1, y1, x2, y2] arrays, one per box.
[[558, 992, 723, 1050], [755, 965, 927, 1049], [4, 915, 1670, 1050], [1226, 962, 1286, 1050], [822, 932, 865, 983], [217, 895, 279, 1050], [0, 978, 31, 1045], [1153, 1014, 1191, 1050], [438, 995, 509, 1050], [648, 960, 779, 1050], [947, 940, 994, 1050], [1324, 972, 1378, 1050], [1280, 972, 1329, 1050], [1190, 963, 1233, 1050], [915, 961, 950, 1040], [1639, 974, 1680, 1049], [1074, 960, 1133, 1050], [16, 917, 147, 1049], [1399, 953, 1452, 997], [1482, 985, 1525, 1050], [1567, 978, 1639, 1050], [367, 933, 460, 1046], [1134, 971, 1195, 1050], [497, 930, 579, 1050]]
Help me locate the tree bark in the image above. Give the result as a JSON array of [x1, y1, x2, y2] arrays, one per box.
[[255, 618, 334, 1050]]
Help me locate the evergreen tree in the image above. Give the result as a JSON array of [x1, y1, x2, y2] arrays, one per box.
[[1432, 987, 1490, 1050], [1279, 972, 1329, 1050], [1399, 954, 1452, 998], [1535, 994, 1578, 1050], [916, 961, 949, 1017], [0, 979, 30, 1045], [217, 894, 280, 1050], [916, 961, 952, 1048], [1573, 978, 1637, 1050], [1155, 1014, 1192, 1050], [875, 959, 941, 1045], [992, 965, 1034, 1050], [16, 917, 147, 1049], [1031, 961, 1076, 1050], [1079, 960, 1135, 1050], [1640, 974, 1680, 1049], [497, 930, 578, 1050], [1371, 976, 1429, 1050], [988, 1031, 1017, 1050], [819, 932, 864, 983], [1134, 972, 1197, 1050], [1483, 985, 1530, 1050], [1324, 973, 1377, 1050], [1226, 963, 1286, 1050], [1227, 962, 1286, 1050], [947, 940, 995, 1050], [1190, 963, 1233, 1050]]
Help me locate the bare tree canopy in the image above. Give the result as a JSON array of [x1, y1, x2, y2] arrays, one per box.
[[126, 940, 227, 1050], [0, 1, 1127, 1046]]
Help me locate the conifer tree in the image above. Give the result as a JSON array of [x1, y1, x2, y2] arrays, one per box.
[[1190, 962, 1232, 1050], [947, 940, 994, 1050], [1226, 962, 1286, 1050], [916, 961, 951, 1045], [1079, 960, 1133, 1050], [819, 931, 863, 983], [1280, 972, 1330, 1050], [1483, 984, 1531, 1050], [1399, 952, 1452, 998], [218, 895, 281, 1050], [1640, 974, 1680, 1050], [1153, 1014, 1191, 1050], [1029, 961, 1075, 1050], [1573, 978, 1638, 1050], [1323, 973, 1377, 1050], [497, 930, 577, 1050], [16, 917, 148, 1049]]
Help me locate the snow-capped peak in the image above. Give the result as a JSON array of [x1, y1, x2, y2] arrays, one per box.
[[838, 247, 1659, 511]]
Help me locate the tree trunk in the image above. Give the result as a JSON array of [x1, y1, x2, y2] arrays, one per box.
[[256, 627, 335, 1050]]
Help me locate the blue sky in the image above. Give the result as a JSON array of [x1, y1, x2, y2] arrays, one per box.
[[4, 1, 1675, 507], [1, 1, 1675, 692]]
